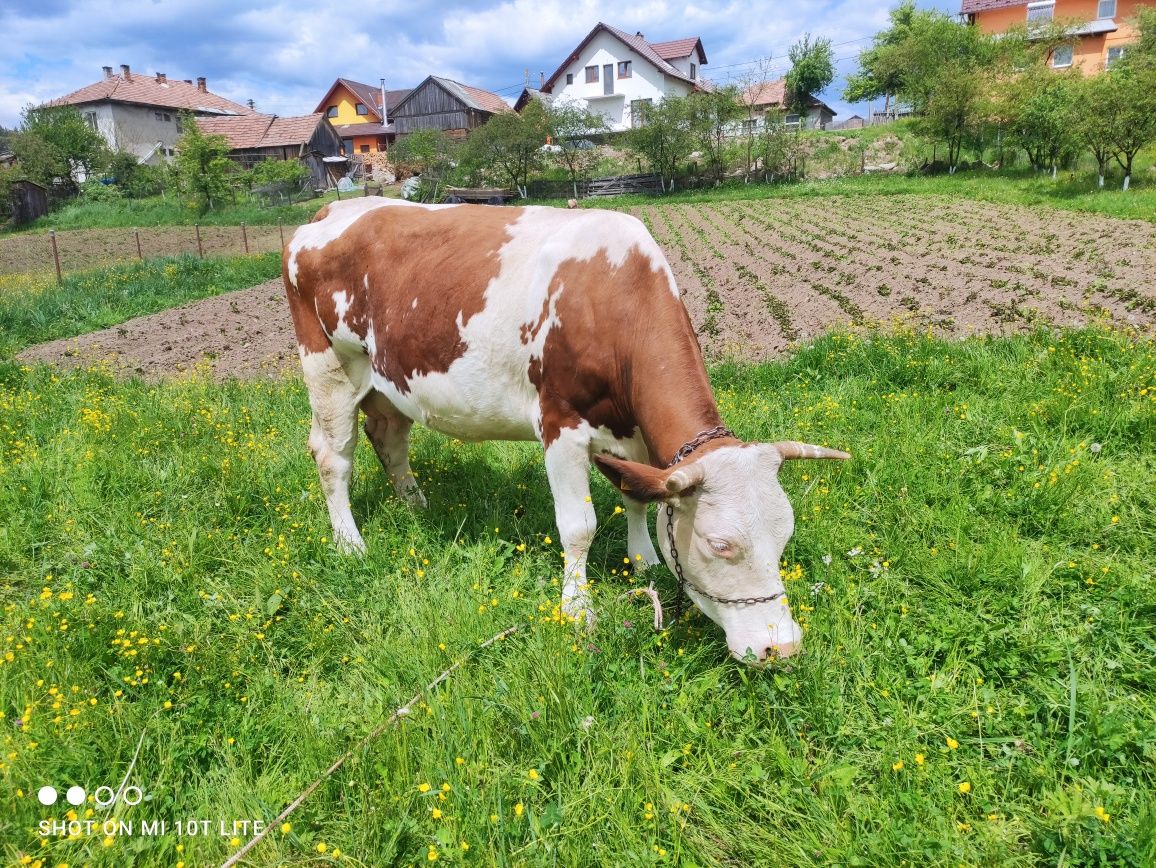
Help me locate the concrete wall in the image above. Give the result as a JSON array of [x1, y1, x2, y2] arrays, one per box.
[[80, 102, 184, 162]]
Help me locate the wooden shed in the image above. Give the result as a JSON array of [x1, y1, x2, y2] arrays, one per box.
[[10, 180, 49, 225], [195, 113, 344, 188], [391, 76, 510, 137]]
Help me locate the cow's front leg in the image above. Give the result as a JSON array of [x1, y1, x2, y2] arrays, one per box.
[[543, 429, 597, 625], [623, 496, 661, 569]]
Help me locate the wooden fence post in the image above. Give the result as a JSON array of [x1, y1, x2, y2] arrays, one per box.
[[49, 230, 62, 284], [241, 222, 249, 254], [278, 218, 285, 248], [195, 224, 204, 258], [135, 228, 143, 260]]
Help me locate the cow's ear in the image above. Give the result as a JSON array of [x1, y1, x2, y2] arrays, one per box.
[[593, 454, 673, 502]]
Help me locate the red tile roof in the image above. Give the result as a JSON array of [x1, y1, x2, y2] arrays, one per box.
[[743, 79, 835, 114], [53, 72, 253, 116], [195, 113, 326, 150], [649, 37, 707, 63], [961, 0, 1026, 12]]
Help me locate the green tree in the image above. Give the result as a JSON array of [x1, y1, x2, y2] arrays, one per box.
[[843, 0, 918, 113], [544, 99, 608, 196], [464, 101, 549, 198], [1001, 68, 1081, 176], [624, 95, 695, 192], [687, 86, 745, 182], [1107, 6, 1156, 190], [1071, 74, 1116, 187], [173, 113, 235, 211], [919, 68, 985, 173], [10, 105, 110, 193], [785, 34, 834, 121]]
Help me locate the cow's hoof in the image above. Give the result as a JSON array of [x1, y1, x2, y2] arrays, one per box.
[[336, 534, 367, 556], [403, 488, 429, 509], [562, 597, 596, 630]]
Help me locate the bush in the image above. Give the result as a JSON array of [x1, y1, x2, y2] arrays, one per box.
[[79, 179, 123, 201]]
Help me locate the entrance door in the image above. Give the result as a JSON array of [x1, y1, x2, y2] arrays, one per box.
[[603, 64, 614, 95]]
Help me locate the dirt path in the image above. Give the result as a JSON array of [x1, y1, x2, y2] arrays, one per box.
[[15, 196, 1156, 381]]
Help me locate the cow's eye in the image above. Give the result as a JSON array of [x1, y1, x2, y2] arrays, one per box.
[[708, 538, 734, 557]]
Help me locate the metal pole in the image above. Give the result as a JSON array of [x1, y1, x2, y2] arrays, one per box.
[[50, 230, 62, 284], [241, 222, 249, 254], [195, 224, 203, 257], [135, 228, 143, 260], [278, 218, 285, 248]]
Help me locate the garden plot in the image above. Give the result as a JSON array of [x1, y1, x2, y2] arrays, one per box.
[[638, 195, 1156, 359]]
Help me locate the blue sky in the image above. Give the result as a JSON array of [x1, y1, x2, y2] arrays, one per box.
[[0, 0, 960, 130]]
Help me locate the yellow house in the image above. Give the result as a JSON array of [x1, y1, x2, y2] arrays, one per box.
[[312, 78, 412, 156]]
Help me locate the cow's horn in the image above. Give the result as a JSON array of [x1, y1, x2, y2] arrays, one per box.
[[666, 460, 706, 493], [772, 441, 850, 461]]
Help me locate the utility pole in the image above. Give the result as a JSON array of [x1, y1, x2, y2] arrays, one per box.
[[380, 78, 388, 126]]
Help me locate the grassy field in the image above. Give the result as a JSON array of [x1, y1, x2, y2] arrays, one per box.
[[0, 254, 282, 358], [1, 324, 1152, 865]]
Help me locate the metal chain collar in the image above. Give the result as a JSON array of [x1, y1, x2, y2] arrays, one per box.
[[664, 426, 786, 622]]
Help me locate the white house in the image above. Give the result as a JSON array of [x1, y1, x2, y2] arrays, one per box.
[[540, 23, 707, 131]]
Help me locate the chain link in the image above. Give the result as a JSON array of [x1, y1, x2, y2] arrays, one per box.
[[664, 426, 785, 621]]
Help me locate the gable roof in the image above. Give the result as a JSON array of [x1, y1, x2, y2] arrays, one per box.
[[392, 76, 511, 117], [961, 0, 1027, 13], [541, 22, 704, 93], [53, 71, 254, 116], [649, 37, 707, 64], [514, 87, 556, 113], [194, 113, 328, 150], [312, 78, 413, 121], [743, 79, 836, 115]]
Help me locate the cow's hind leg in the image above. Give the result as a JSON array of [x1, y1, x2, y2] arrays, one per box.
[[361, 391, 427, 508], [543, 428, 597, 625], [301, 348, 371, 553]]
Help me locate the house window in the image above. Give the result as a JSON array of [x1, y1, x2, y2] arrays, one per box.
[[1052, 44, 1074, 67], [690, 63, 697, 80], [785, 113, 801, 126], [83, 111, 97, 130], [618, 61, 632, 78], [1106, 45, 1125, 67], [154, 111, 163, 121], [566, 73, 573, 84], [742, 119, 757, 133], [1097, 0, 1116, 17], [163, 113, 171, 122], [356, 103, 368, 115], [585, 65, 598, 83], [1026, 1, 1054, 21], [630, 98, 652, 128], [360, 144, 370, 153], [327, 105, 338, 118]]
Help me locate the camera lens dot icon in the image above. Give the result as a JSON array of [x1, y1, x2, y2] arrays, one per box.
[[66, 786, 87, 806], [38, 786, 58, 805]]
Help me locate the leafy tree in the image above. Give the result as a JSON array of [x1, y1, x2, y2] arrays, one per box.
[[1071, 74, 1116, 187], [919, 68, 986, 173], [1001, 68, 1081, 176], [389, 128, 457, 202], [544, 99, 607, 196], [173, 113, 235, 211], [687, 86, 745, 182], [464, 100, 549, 198], [785, 34, 834, 120], [10, 105, 110, 194], [843, 1, 918, 113], [624, 95, 695, 192], [756, 108, 804, 179], [250, 158, 309, 186], [1107, 6, 1156, 190]]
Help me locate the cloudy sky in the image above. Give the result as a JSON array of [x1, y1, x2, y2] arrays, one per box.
[[0, 0, 959, 129]]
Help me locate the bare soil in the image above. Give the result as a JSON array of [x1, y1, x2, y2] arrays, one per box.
[[16, 195, 1156, 380]]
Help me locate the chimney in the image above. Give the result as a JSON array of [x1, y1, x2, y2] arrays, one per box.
[[196, 76, 207, 92], [636, 31, 644, 39], [102, 66, 113, 79], [539, 71, 545, 87], [183, 79, 193, 85], [120, 64, 132, 81], [156, 72, 167, 83]]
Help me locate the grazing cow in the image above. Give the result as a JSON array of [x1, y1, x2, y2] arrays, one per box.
[[283, 197, 848, 663]]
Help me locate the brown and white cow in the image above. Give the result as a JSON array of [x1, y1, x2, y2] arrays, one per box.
[[283, 197, 848, 663]]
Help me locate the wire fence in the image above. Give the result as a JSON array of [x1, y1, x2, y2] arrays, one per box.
[[0, 221, 301, 280]]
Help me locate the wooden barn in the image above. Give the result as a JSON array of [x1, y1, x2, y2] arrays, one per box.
[[9, 180, 49, 225], [195, 113, 344, 188], [390, 76, 510, 138]]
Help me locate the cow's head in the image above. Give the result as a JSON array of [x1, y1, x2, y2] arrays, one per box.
[[594, 441, 848, 665]]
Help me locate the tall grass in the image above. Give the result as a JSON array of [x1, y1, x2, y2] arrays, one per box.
[[0, 253, 282, 358], [1, 327, 1151, 865]]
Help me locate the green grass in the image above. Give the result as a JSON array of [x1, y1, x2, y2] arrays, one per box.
[[1, 327, 1152, 866], [9, 191, 346, 233], [0, 253, 282, 358]]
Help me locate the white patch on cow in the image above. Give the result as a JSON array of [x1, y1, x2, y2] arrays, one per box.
[[411, 298, 418, 309]]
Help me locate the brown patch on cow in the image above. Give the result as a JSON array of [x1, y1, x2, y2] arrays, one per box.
[[592, 453, 673, 501], [531, 247, 725, 463], [282, 255, 330, 354], [310, 203, 333, 223], [290, 204, 519, 392]]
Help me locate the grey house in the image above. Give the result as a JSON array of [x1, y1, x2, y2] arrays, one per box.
[[50, 64, 256, 164]]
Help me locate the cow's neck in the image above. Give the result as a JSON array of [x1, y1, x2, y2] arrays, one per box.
[[631, 348, 735, 467]]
